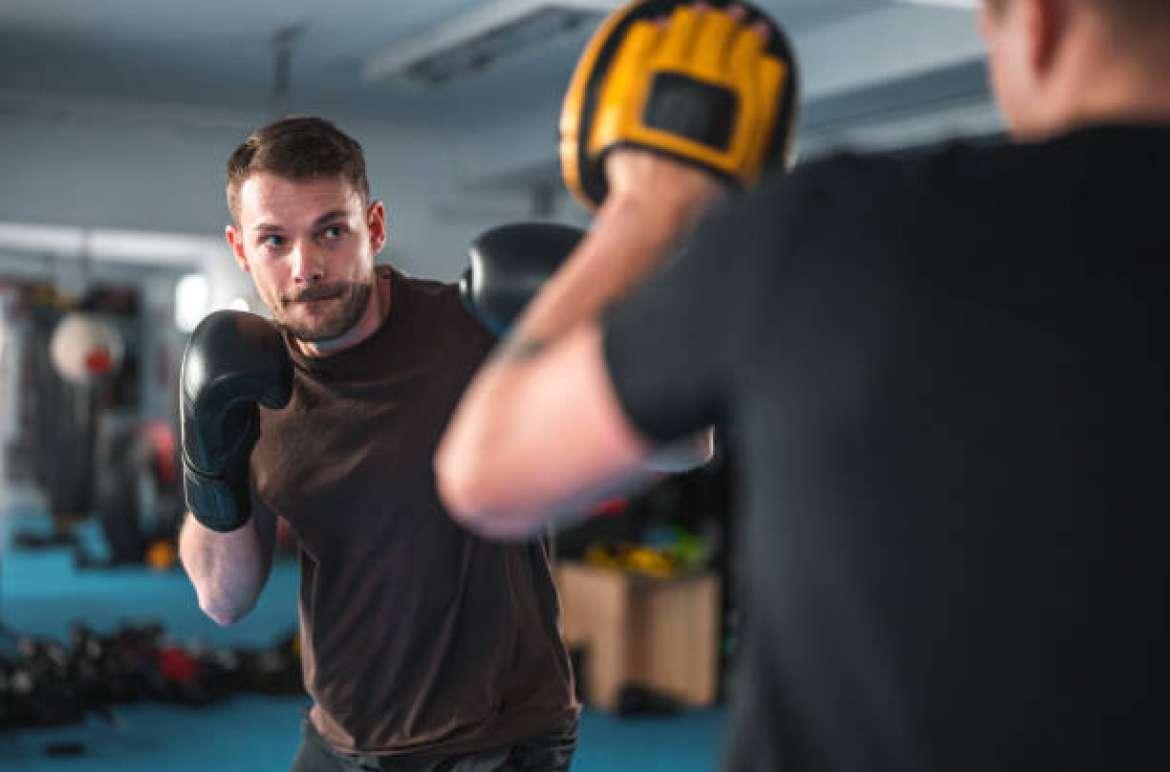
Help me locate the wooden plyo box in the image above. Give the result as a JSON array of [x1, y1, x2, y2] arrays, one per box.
[[555, 560, 721, 711]]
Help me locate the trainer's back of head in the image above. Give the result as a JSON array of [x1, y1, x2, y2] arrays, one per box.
[[979, 0, 1170, 140]]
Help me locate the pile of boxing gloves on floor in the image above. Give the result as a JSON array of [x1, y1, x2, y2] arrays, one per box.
[[0, 622, 303, 730]]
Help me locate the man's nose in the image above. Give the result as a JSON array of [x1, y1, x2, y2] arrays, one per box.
[[290, 241, 325, 285]]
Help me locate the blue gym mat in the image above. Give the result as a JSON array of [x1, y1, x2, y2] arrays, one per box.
[[0, 502, 725, 771]]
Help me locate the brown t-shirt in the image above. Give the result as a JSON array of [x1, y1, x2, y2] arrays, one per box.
[[251, 266, 577, 757]]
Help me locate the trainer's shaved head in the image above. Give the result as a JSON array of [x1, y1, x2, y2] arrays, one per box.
[[979, 0, 1170, 140]]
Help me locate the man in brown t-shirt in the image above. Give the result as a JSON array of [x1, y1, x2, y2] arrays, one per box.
[[177, 116, 578, 771]]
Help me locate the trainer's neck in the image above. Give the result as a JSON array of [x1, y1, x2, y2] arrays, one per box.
[[295, 271, 392, 359], [1020, 39, 1170, 141]]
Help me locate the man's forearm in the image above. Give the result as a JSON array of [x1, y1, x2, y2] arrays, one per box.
[[438, 323, 655, 536], [178, 511, 274, 626], [504, 190, 717, 471], [437, 159, 723, 531]]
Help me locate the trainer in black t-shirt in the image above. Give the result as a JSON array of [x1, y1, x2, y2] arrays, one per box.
[[603, 123, 1170, 771]]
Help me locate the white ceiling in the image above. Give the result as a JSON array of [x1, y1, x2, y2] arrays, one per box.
[[0, 0, 996, 274], [0, 0, 937, 125]]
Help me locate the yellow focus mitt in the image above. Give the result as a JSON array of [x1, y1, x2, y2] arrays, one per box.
[[560, 0, 799, 210]]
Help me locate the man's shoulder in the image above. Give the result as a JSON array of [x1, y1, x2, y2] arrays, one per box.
[[386, 265, 495, 351], [784, 136, 1006, 210], [386, 265, 455, 302], [740, 135, 1033, 257], [387, 265, 462, 322]]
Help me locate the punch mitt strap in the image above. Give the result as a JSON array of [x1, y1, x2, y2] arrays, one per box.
[[560, 0, 799, 210]]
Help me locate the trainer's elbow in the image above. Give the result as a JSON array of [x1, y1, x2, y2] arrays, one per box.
[[435, 439, 535, 539], [435, 438, 490, 523]]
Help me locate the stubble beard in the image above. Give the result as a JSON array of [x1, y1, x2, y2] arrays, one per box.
[[280, 278, 373, 344]]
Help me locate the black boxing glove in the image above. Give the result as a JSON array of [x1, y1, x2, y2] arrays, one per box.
[[180, 310, 293, 532], [460, 222, 586, 336]]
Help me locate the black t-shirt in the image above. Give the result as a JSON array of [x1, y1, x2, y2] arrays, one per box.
[[252, 267, 577, 757], [603, 124, 1170, 771]]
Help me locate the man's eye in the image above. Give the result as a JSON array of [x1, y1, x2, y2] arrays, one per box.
[[262, 234, 285, 248], [322, 225, 344, 239]]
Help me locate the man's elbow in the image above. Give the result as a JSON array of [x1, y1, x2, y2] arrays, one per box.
[[435, 441, 494, 524], [197, 595, 254, 627], [435, 444, 541, 539]]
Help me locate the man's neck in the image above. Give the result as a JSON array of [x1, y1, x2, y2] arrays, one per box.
[[1067, 72, 1170, 133], [1027, 35, 1170, 141], [295, 270, 392, 359]]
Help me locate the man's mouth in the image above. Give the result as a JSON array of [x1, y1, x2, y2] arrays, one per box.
[[288, 287, 344, 305]]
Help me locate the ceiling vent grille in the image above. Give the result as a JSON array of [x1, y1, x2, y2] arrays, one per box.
[[362, 0, 619, 86]]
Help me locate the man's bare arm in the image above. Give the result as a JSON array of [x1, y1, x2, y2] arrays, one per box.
[[437, 153, 722, 535], [438, 322, 654, 537], [178, 496, 277, 626]]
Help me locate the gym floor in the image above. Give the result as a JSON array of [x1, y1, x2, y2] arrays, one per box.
[[0, 490, 725, 771]]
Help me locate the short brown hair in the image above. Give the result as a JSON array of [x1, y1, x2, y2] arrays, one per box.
[[226, 116, 370, 222]]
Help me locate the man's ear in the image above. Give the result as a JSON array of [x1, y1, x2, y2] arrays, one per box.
[[1026, 0, 1066, 77], [978, 1, 994, 45], [225, 224, 250, 273], [367, 200, 388, 256]]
